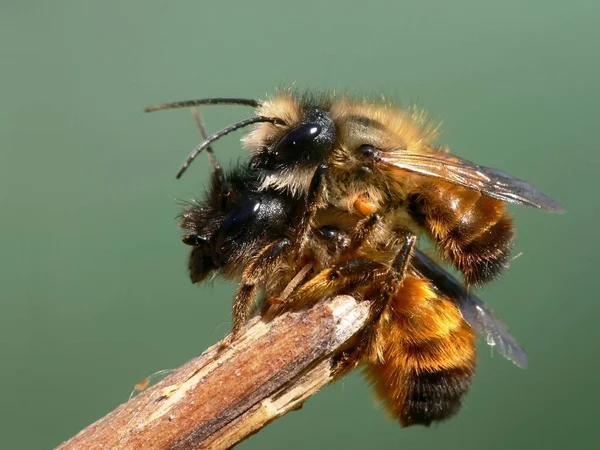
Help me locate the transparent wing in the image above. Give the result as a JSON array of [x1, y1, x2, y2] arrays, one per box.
[[379, 150, 564, 213], [412, 248, 527, 368]]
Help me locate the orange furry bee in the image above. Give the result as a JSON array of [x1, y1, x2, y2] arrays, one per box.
[[146, 91, 563, 286], [288, 211, 525, 426], [145, 91, 561, 427]]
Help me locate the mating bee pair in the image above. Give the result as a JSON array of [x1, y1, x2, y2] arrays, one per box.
[[145, 91, 562, 427]]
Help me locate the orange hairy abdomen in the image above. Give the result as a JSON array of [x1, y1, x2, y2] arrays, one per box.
[[406, 182, 514, 285], [365, 276, 476, 427]]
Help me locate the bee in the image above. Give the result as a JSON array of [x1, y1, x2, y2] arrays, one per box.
[[179, 160, 321, 335], [176, 149, 525, 426], [179, 159, 395, 336], [288, 211, 526, 426], [146, 91, 563, 286], [143, 94, 552, 426], [294, 239, 525, 426], [178, 108, 378, 336]]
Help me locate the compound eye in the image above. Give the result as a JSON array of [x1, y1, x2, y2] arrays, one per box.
[[220, 198, 262, 234], [273, 123, 322, 163], [250, 108, 335, 171]]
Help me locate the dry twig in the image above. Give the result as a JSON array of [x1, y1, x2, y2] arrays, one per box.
[[57, 295, 370, 450]]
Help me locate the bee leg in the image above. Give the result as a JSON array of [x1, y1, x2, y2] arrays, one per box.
[[230, 238, 293, 339], [290, 258, 385, 309], [331, 342, 367, 379], [380, 230, 417, 300], [292, 229, 416, 315], [364, 230, 416, 326], [295, 164, 328, 257], [336, 231, 417, 375], [346, 213, 381, 254]]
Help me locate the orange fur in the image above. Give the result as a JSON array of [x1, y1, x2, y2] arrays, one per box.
[[331, 96, 441, 155], [406, 181, 514, 284], [365, 275, 476, 426], [240, 90, 518, 284]]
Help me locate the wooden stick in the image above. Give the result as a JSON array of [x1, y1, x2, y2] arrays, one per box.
[[57, 296, 370, 450]]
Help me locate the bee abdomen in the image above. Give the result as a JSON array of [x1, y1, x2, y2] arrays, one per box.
[[367, 330, 476, 427], [446, 211, 514, 285], [407, 184, 514, 285], [401, 366, 474, 427], [365, 276, 476, 427]]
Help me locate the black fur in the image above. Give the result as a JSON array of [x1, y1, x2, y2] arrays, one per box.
[[180, 164, 298, 282], [401, 366, 474, 427]]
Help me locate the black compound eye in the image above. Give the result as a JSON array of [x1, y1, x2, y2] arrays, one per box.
[[273, 123, 322, 162], [250, 107, 336, 170], [213, 198, 262, 265], [220, 198, 262, 235]]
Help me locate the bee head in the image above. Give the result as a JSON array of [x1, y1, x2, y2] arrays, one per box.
[[249, 106, 336, 173]]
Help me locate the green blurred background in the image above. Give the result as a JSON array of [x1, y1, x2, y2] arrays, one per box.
[[1, 1, 598, 448]]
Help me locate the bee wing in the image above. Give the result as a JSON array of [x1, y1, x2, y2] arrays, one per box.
[[456, 291, 528, 369], [379, 151, 564, 213], [412, 248, 527, 368]]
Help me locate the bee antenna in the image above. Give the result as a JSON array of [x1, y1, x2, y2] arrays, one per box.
[[191, 107, 219, 172], [176, 116, 285, 179], [144, 98, 261, 113]]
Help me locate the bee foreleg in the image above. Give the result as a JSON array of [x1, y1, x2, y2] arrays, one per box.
[[332, 231, 416, 379], [381, 230, 417, 300], [290, 258, 384, 309], [231, 238, 292, 338], [295, 164, 328, 257], [357, 230, 418, 358], [346, 213, 381, 254], [366, 229, 417, 327]]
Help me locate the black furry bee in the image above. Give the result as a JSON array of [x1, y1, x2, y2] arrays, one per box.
[[177, 109, 379, 336]]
